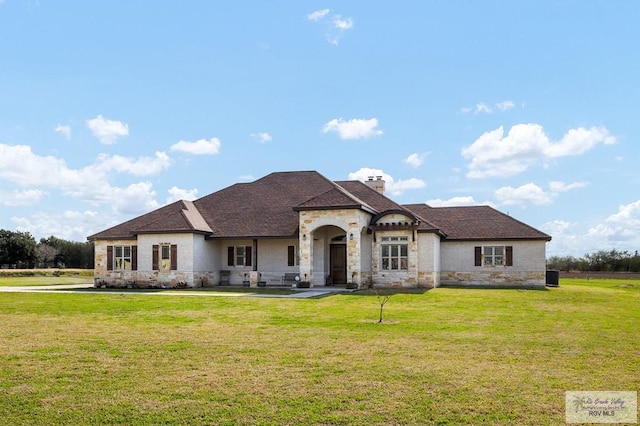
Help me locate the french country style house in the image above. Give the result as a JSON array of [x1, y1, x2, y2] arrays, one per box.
[[88, 171, 551, 289]]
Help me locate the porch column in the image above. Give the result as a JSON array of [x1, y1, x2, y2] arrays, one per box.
[[347, 227, 361, 288], [299, 229, 313, 286]]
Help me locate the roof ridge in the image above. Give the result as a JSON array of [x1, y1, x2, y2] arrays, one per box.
[[331, 181, 379, 213], [401, 204, 441, 230], [180, 200, 213, 233]]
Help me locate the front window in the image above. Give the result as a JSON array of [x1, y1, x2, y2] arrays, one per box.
[[236, 246, 246, 266], [160, 244, 171, 271], [228, 246, 252, 267], [381, 236, 408, 270], [484, 246, 504, 266], [114, 245, 131, 270]]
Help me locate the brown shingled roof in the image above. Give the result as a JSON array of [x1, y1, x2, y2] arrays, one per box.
[[193, 171, 339, 238], [404, 204, 551, 241], [335, 180, 409, 213], [87, 200, 211, 240], [88, 171, 550, 243]]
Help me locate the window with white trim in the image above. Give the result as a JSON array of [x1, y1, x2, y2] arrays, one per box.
[[483, 246, 504, 266], [114, 245, 132, 270], [381, 236, 409, 270], [475, 245, 513, 267], [161, 244, 171, 271]]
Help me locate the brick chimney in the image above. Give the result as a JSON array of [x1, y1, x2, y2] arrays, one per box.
[[365, 175, 385, 194]]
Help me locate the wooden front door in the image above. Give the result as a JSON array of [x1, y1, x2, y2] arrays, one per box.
[[330, 244, 347, 284]]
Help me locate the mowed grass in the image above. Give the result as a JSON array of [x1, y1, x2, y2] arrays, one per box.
[[0, 279, 638, 425], [0, 269, 93, 286]]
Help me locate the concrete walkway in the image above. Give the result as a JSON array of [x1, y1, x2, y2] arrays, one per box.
[[0, 284, 356, 299]]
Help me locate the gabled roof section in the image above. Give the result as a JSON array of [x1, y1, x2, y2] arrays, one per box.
[[404, 204, 552, 241], [334, 180, 409, 214], [194, 171, 338, 238], [294, 187, 367, 211], [87, 200, 211, 240]]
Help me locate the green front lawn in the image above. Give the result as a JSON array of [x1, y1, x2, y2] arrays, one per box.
[[0, 278, 637, 425]]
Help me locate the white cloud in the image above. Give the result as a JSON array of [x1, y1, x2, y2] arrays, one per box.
[[543, 200, 640, 257], [322, 118, 383, 140], [170, 137, 221, 155], [307, 9, 353, 45], [86, 115, 129, 145], [494, 180, 588, 208], [333, 15, 353, 30], [12, 210, 103, 242], [495, 183, 554, 207], [0, 189, 46, 207], [426, 196, 478, 207], [404, 152, 428, 168], [496, 100, 515, 111], [461, 100, 516, 114], [540, 220, 582, 257], [541, 219, 573, 236], [0, 144, 88, 189], [54, 124, 71, 139], [307, 9, 330, 21], [544, 126, 615, 157], [348, 168, 389, 184], [166, 186, 198, 204], [94, 152, 172, 176], [462, 124, 615, 178], [475, 103, 492, 114], [388, 178, 426, 196], [0, 145, 171, 190], [106, 182, 159, 214], [0, 143, 161, 215], [347, 167, 425, 196], [588, 200, 640, 245], [250, 132, 272, 143], [549, 180, 588, 193]]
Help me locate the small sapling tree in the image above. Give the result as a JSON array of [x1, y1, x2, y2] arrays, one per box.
[[368, 283, 393, 323]]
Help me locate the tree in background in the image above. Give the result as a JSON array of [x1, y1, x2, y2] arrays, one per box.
[[38, 236, 94, 269], [0, 230, 37, 268], [0, 230, 94, 269], [547, 249, 640, 273], [36, 243, 59, 268]]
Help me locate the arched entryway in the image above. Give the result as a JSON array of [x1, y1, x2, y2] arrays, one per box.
[[298, 209, 370, 288], [303, 224, 349, 287]]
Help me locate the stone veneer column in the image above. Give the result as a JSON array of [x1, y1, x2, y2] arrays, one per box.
[[347, 226, 361, 288], [299, 220, 313, 286], [249, 271, 260, 288]]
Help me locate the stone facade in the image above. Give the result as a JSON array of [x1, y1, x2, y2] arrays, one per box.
[[299, 208, 371, 287]]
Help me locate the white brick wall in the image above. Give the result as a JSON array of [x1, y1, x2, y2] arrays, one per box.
[[440, 240, 547, 287]]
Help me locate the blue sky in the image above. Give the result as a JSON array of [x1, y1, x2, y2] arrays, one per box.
[[1, 1, 638, 257]]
